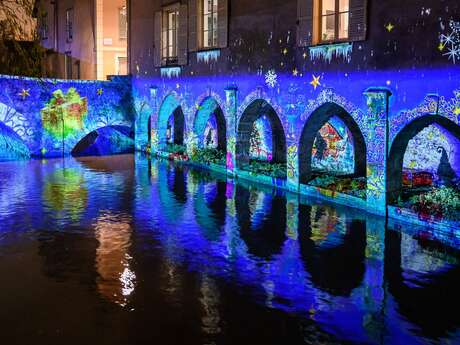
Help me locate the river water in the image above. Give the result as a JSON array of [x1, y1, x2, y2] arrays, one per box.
[[0, 154, 459, 345]]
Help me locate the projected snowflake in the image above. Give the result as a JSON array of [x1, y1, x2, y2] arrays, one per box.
[[265, 69, 278, 88], [440, 20, 460, 64]]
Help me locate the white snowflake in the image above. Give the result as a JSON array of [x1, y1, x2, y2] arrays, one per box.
[[265, 69, 278, 88], [440, 20, 460, 64]]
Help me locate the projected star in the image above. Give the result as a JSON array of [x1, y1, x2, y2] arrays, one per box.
[[385, 23, 395, 32], [310, 75, 321, 90], [18, 89, 30, 99]]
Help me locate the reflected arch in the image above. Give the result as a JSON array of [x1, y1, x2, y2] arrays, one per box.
[[193, 97, 227, 151], [236, 99, 287, 168], [298, 102, 367, 184], [158, 94, 186, 148], [298, 204, 366, 296], [388, 115, 460, 202], [235, 184, 286, 259]]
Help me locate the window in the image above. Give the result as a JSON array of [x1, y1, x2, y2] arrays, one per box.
[[40, 12, 49, 40], [117, 56, 128, 75], [65, 8, 74, 42], [161, 8, 179, 64], [319, 0, 349, 42], [119, 6, 127, 40], [202, 0, 218, 48]]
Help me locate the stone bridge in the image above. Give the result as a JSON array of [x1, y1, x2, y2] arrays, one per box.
[[0, 75, 133, 159]]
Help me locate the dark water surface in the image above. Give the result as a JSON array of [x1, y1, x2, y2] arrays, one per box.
[[0, 154, 459, 345]]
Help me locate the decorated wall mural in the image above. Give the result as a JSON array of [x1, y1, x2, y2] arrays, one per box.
[[0, 74, 133, 160], [403, 124, 460, 185], [311, 116, 355, 175], [249, 115, 273, 161]]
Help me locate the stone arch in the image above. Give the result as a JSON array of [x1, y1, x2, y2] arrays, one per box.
[[193, 96, 227, 151], [236, 98, 287, 168], [387, 114, 460, 202], [298, 102, 367, 184], [71, 125, 134, 157], [158, 93, 186, 148]]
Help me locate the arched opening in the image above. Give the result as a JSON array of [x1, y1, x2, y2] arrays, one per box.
[[0, 121, 30, 161], [158, 95, 186, 157], [192, 97, 227, 165], [388, 115, 460, 220], [299, 102, 366, 198], [71, 125, 134, 157], [236, 99, 287, 179]]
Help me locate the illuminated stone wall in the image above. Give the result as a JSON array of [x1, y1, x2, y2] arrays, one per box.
[[0, 74, 133, 159]]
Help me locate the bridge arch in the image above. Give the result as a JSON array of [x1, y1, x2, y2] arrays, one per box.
[[158, 93, 186, 149], [71, 125, 134, 157], [193, 96, 227, 151], [388, 114, 460, 202], [298, 102, 367, 184], [236, 98, 287, 169]]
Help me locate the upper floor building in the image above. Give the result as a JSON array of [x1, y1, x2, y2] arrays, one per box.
[[129, 0, 460, 77], [36, 0, 128, 80]]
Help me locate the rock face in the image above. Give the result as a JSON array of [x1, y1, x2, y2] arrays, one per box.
[[71, 126, 134, 157], [0, 122, 30, 161]]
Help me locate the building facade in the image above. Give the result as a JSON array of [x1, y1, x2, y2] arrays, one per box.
[[36, 0, 128, 80], [128, 0, 460, 224]]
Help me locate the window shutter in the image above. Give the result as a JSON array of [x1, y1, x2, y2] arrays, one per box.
[[178, 4, 189, 65], [154, 11, 162, 67], [188, 0, 197, 52], [217, 0, 228, 48], [349, 0, 367, 42], [297, 0, 313, 47]]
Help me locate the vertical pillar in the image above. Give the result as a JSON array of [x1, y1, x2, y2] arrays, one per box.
[[363, 88, 392, 215], [149, 86, 159, 154], [95, 0, 104, 80], [225, 86, 238, 176], [286, 137, 299, 192]]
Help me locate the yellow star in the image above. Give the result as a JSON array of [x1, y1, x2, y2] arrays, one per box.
[[292, 68, 299, 76], [454, 107, 460, 116], [18, 89, 30, 99], [282, 48, 288, 55], [310, 75, 321, 90], [303, 52, 308, 59], [97, 88, 103, 96], [385, 23, 394, 32], [438, 42, 445, 51]]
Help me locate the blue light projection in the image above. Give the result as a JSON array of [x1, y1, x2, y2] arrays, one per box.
[[196, 49, 221, 64], [0, 74, 133, 159], [133, 65, 460, 229], [309, 42, 353, 63]]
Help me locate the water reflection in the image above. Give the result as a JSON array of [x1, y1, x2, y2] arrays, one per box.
[[0, 154, 459, 344], [298, 204, 367, 296], [95, 212, 135, 307], [235, 185, 286, 259]]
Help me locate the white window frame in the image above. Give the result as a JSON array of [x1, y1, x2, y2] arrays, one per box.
[[161, 5, 180, 64]]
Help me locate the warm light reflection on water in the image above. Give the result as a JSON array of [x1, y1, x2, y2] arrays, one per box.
[[95, 212, 135, 307]]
